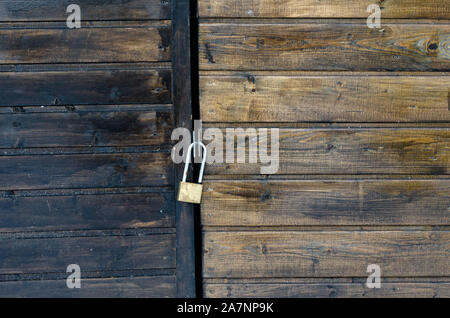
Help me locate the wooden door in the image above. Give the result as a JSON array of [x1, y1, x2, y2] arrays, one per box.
[[0, 0, 195, 297], [198, 0, 450, 297]]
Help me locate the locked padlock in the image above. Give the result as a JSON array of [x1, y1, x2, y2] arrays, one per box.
[[177, 142, 207, 204]]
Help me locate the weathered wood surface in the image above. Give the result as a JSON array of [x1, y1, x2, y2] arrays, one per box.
[[0, 152, 173, 190], [172, 0, 196, 297], [205, 128, 450, 175], [199, 23, 450, 71], [201, 180, 450, 226], [199, 0, 450, 18], [0, 275, 176, 298], [0, 110, 172, 148], [0, 69, 171, 106], [203, 231, 450, 278], [200, 75, 450, 122], [205, 282, 450, 298], [0, 25, 171, 64], [0, 233, 175, 274], [0, 191, 174, 232], [0, 0, 171, 21]]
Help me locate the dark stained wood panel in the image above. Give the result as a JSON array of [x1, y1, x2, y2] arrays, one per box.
[[199, 0, 450, 18], [0, 233, 175, 274], [201, 180, 450, 226], [0, 69, 171, 106], [200, 75, 450, 123], [0, 275, 176, 298], [0, 110, 173, 148], [0, 152, 173, 190], [0, 25, 171, 64], [206, 128, 450, 175], [199, 23, 450, 71], [0, 0, 171, 21], [203, 231, 450, 278], [0, 191, 174, 232], [205, 282, 450, 298]]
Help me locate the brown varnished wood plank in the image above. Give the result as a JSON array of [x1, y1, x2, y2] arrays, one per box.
[[0, 110, 172, 148], [0, 275, 176, 298], [199, 23, 450, 71], [0, 233, 175, 274], [205, 128, 450, 175], [203, 231, 450, 278], [0, 69, 171, 106], [201, 180, 450, 226], [204, 282, 450, 298], [0, 152, 173, 190], [200, 75, 450, 122], [0, 25, 171, 64], [199, 0, 450, 18], [0, 0, 171, 21], [0, 191, 174, 232]]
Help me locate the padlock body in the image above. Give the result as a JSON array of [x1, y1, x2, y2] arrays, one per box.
[[177, 181, 203, 204]]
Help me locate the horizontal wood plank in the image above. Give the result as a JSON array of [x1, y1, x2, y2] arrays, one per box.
[[205, 128, 450, 175], [0, 152, 173, 190], [199, 0, 450, 18], [0, 0, 171, 21], [200, 75, 450, 122], [203, 231, 450, 278], [0, 233, 175, 274], [205, 282, 450, 298], [0, 25, 170, 64], [201, 180, 450, 226], [199, 23, 450, 71], [0, 110, 172, 148], [0, 69, 171, 106], [0, 275, 176, 298], [0, 191, 174, 232]]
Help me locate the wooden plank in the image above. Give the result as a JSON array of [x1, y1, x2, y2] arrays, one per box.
[[199, 0, 450, 18], [0, 191, 175, 232], [0, 233, 175, 274], [0, 110, 173, 148], [0, 275, 176, 298], [201, 180, 450, 226], [0, 0, 171, 21], [173, 0, 196, 298], [199, 23, 450, 71], [0, 69, 171, 106], [203, 231, 450, 278], [205, 128, 450, 175], [205, 282, 450, 298], [0, 25, 170, 64], [0, 152, 173, 190], [200, 75, 450, 122]]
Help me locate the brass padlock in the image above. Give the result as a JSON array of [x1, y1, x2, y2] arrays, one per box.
[[177, 142, 207, 204]]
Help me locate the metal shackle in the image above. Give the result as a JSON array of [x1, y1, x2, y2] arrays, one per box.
[[182, 142, 207, 184]]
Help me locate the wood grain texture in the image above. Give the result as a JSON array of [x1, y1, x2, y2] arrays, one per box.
[[172, 0, 196, 297], [0, 25, 170, 64], [0, 110, 172, 148], [205, 128, 450, 175], [200, 75, 450, 122], [201, 180, 450, 226], [0, 152, 173, 190], [205, 282, 450, 298], [0, 69, 171, 106], [0, 0, 171, 21], [199, 0, 450, 18], [199, 23, 450, 71], [203, 231, 450, 278], [0, 233, 175, 274], [0, 191, 174, 232], [0, 275, 176, 298]]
